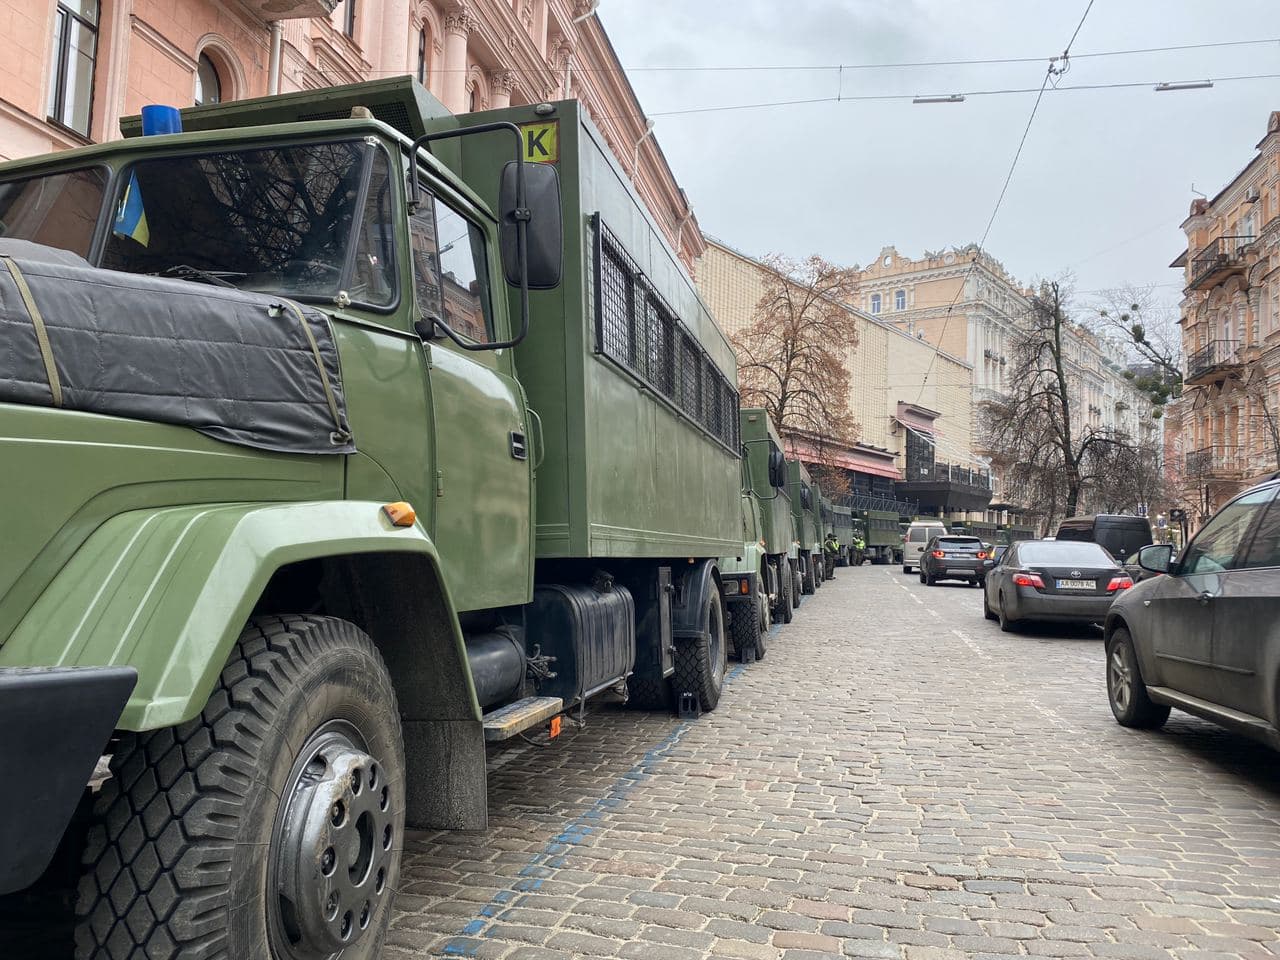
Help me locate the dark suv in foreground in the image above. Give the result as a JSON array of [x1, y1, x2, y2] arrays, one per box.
[[920, 535, 989, 586], [1105, 475, 1280, 749]]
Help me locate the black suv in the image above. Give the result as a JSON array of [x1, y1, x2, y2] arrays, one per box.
[[1105, 475, 1280, 749], [919, 535, 989, 586]]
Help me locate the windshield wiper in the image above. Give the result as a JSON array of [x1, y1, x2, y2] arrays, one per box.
[[156, 264, 245, 288]]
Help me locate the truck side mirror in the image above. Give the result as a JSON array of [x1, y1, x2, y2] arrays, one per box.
[[768, 449, 785, 488], [499, 161, 562, 290]]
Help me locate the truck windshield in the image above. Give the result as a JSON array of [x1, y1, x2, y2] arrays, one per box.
[[0, 167, 107, 258], [101, 140, 395, 305]]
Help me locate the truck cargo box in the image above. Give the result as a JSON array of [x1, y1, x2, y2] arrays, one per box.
[[440, 101, 742, 562]]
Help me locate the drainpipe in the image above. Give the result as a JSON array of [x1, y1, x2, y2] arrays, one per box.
[[268, 21, 284, 96]]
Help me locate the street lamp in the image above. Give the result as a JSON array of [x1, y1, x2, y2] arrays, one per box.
[[572, 0, 601, 22], [632, 118, 656, 179], [913, 94, 965, 104], [1154, 80, 1213, 92]]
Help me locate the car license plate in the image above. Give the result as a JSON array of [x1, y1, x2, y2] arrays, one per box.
[[1056, 579, 1095, 590], [947, 568, 972, 576]]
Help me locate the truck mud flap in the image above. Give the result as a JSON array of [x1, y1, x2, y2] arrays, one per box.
[[0, 666, 136, 894]]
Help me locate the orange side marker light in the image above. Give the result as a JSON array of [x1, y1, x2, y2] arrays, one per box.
[[549, 716, 563, 739], [382, 501, 416, 527]]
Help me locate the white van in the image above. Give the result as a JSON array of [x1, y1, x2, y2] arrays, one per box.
[[902, 520, 948, 573]]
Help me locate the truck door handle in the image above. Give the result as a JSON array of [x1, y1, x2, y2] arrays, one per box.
[[510, 430, 528, 460]]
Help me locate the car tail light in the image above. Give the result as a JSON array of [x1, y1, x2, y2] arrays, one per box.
[[976, 551, 987, 560], [931, 550, 945, 558], [1012, 572, 1045, 588], [1107, 575, 1133, 591]]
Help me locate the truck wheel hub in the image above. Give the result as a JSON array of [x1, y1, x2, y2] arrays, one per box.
[[271, 722, 393, 958]]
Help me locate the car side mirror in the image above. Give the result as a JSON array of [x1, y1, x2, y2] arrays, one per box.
[[1138, 543, 1173, 575], [499, 160, 562, 290]]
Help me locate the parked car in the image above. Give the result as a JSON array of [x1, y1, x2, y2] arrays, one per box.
[[920, 535, 989, 586], [1104, 475, 1280, 749], [984, 539, 1132, 632], [902, 520, 947, 573], [1055, 514, 1153, 563]]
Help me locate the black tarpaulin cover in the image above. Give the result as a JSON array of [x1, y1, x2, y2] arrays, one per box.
[[0, 240, 354, 455]]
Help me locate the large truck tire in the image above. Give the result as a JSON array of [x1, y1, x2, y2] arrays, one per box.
[[801, 555, 816, 595], [791, 561, 804, 607], [673, 591, 728, 712], [75, 616, 405, 960], [775, 562, 794, 624], [729, 592, 765, 663]]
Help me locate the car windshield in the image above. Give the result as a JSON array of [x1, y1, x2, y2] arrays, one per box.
[[937, 537, 982, 550], [1018, 541, 1114, 566], [98, 140, 394, 305]]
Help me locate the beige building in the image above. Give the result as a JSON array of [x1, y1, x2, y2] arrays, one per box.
[[857, 243, 1158, 517], [697, 238, 991, 517], [1168, 109, 1280, 524], [0, 0, 704, 270]]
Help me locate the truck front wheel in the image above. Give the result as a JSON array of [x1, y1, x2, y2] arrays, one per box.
[[75, 616, 405, 960], [674, 590, 728, 712]]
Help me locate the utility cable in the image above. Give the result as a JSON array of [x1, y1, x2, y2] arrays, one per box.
[[911, 0, 1098, 408]]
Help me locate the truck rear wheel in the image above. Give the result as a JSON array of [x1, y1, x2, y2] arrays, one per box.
[[674, 590, 728, 712], [75, 616, 404, 960], [729, 592, 765, 663], [801, 556, 816, 595]]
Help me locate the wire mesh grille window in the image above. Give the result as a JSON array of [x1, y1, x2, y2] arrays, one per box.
[[593, 215, 738, 452]]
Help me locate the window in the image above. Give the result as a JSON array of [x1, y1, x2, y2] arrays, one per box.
[[416, 26, 430, 85], [870, 293, 881, 314], [408, 191, 492, 343], [0, 168, 106, 258], [1239, 491, 1280, 569], [1181, 487, 1273, 574], [335, 0, 356, 37], [47, 0, 99, 136], [350, 151, 396, 306], [894, 289, 906, 311], [194, 54, 222, 106]]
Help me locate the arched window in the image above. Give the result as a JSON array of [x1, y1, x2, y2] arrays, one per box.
[[468, 86, 478, 112], [894, 289, 906, 310], [870, 293, 881, 314], [194, 54, 222, 106], [416, 25, 430, 85]]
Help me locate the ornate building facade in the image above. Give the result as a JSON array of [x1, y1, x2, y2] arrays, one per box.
[[1168, 110, 1280, 525], [0, 0, 704, 269], [696, 237, 993, 520], [856, 244, 1159, 521]]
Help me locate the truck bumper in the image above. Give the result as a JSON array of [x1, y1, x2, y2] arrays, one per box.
[[0, 666, 136, 895]]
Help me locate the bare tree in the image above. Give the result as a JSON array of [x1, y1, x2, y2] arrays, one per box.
[[732, 254, 861, 492], [1088, 435, 1166, 515], [1087, 285, 1182, 416], [984, 281, 1123, 519]]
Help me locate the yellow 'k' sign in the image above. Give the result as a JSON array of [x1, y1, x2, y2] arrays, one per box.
[[520, 121, 559, 164]]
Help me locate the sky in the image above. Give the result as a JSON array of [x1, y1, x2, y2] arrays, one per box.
[[597, 0, 1278, 317]]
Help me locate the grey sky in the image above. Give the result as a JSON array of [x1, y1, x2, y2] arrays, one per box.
[[598, 0, 1278, 316]]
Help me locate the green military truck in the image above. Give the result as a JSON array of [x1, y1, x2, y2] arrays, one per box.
[[856, 508, 903, 565], [739, 408, 799, 624], [0, 78, 747, 956], [998, 524, 1038, 546], [826, 498, 857, 568], [787, 461, 824, 595], [951, 520, 998, 545], [719, 490, 772, 662]]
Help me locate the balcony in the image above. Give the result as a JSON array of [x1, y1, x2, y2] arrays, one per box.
[[251, 0, 337, 20], [1187, 235, 1253, 291], [1185, 339, 1242, 386], [1185, 444, 1247, 481], [896, 460, 993, 512]]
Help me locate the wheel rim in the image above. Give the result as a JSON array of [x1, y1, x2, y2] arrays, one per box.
[[269, 719, 395, 960], [1110, 645, 1132, 712]]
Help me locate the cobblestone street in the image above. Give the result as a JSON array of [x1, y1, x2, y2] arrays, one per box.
[[390, 565, 1280, 960]]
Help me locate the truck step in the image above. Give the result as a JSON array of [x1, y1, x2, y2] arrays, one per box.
[[483, 696, 563, 742]]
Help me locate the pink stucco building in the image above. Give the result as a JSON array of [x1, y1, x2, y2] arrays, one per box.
[[0, 0, 703, 269]]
